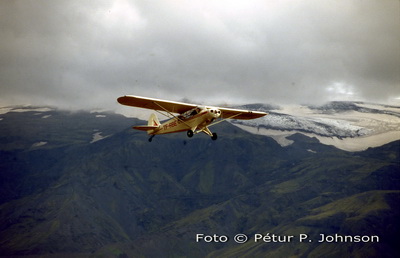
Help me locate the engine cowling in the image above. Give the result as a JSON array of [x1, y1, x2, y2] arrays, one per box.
[[208, 108, 221, 119]]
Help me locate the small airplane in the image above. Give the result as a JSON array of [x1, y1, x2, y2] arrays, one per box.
[[117, 95, 268, 142]]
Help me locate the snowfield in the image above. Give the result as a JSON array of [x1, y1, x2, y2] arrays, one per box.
[[1, 102, 399, 151], [233, 102, 400, 151]]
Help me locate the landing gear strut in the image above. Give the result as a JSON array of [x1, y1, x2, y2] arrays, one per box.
[[187, 128, 218, 140], [148, 135, 155, 142], [201, 127, 218, 140]]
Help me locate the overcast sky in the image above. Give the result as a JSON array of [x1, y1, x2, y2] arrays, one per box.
[[1, 0, 399, 111]]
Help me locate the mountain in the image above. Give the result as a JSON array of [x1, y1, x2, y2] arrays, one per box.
[[233, 101, 400, 151], [0, 105, 399, 257]]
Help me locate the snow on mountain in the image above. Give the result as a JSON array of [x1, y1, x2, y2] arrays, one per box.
[[232, 102, 400, 151], [1, 102, 398, 152], [90, 130, 111, 143], [31, 141, 48, 148], [3, 107, 54, 113]]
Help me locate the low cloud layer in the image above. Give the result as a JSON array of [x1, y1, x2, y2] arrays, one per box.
[[1, 0, 399, 111]]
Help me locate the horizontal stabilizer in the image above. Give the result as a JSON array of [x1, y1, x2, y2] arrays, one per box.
[[133, 125, 159, 131]]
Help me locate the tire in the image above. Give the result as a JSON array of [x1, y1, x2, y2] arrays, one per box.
[[211, 133, 218, 140], [187, 130, 194, 138]]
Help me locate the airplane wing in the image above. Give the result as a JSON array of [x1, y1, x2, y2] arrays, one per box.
[[118, 95, 268, 119], [219, 107, 267, 120], [117, 95, 197, 114]]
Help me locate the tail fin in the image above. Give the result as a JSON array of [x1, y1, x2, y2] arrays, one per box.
[[148, 113, 160, 127], [133, 113, 160, 133]]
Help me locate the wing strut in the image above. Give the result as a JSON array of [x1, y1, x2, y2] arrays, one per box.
[[207, 113, 243, 128], [152, 101, 192, 128], [195, 113, 242, 140]]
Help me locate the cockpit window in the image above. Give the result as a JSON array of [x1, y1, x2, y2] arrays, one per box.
[[181, 107, 201, 119]]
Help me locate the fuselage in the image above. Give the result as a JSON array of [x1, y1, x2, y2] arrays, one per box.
[[149, 106, 221, 135]]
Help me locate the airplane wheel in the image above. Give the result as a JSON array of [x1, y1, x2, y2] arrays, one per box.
[[211, 133, 218, 141], [187, 130, 194, 138]]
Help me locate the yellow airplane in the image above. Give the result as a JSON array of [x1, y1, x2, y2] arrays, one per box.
[[117, 95, 268, 142]]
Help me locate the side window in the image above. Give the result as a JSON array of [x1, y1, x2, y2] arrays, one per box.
[[190, 109, 198, 116], [181, 107, 200, 119]]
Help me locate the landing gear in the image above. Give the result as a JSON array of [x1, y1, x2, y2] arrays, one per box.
[[148, 135, 155, 142], [187, 128, 217, 140], [200, 127, 218, 141]]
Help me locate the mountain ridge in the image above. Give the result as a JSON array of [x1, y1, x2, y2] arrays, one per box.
[[0, 105, 399, 257]]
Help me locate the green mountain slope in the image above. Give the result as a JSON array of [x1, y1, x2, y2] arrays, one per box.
[[0, 108, 398, 257]]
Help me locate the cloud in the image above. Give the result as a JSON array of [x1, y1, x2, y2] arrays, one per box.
[[0, 0, 399, 111]]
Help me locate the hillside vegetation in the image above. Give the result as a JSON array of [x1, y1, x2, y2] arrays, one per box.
[[0, 107, 399, 257]]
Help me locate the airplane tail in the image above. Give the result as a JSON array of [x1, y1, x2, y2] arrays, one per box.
[[133, 113, 160, 134], [148, 113, 160, 127]]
